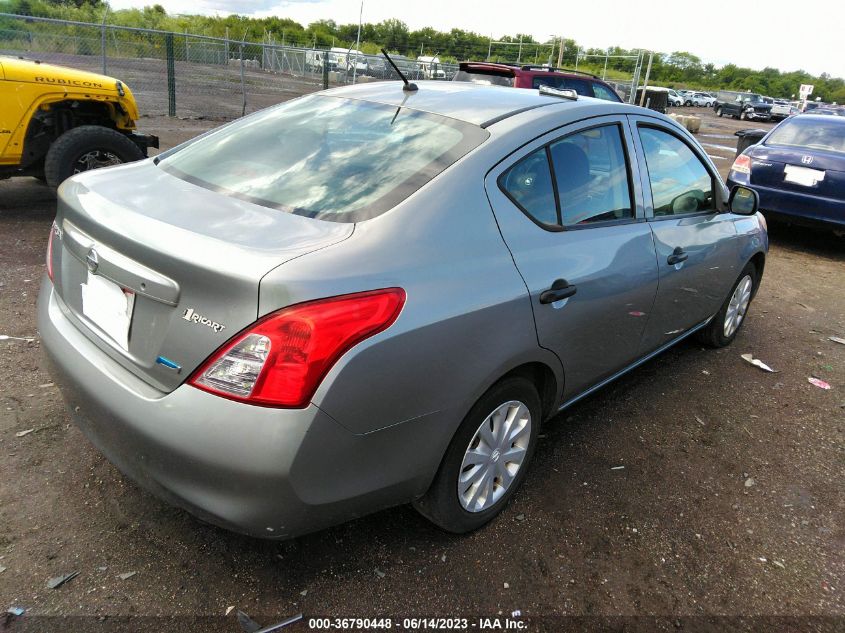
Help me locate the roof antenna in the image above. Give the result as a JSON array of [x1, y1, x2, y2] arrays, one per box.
[[381, 48, 418, 92]]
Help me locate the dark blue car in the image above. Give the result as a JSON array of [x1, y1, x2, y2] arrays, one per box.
[[727, 114, 845, 234]]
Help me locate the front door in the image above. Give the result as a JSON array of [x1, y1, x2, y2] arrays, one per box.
[[627, 116, 741, 354], [485, 117, 659, 401]]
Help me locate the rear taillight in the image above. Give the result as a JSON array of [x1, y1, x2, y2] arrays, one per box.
[[731, 154, 752, 175], [189, 288, 406, 408], [46, 222, 56, 281]]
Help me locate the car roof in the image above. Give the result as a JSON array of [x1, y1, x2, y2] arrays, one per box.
[[322, 80, 590, 127]]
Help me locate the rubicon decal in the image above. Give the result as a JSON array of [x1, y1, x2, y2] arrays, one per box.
[[181, 308, 226, 333], [34, 76, 105, 88]]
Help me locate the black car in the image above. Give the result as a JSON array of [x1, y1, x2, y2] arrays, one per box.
[[714, 91, 772, 121]]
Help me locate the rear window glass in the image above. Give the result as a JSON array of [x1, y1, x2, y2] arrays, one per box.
[[158, 95, 488, 222], [766, 117, 845, 154], [453, 70, 515, 87]]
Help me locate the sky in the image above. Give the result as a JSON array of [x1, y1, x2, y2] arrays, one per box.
[[106, 0, 845, 79]]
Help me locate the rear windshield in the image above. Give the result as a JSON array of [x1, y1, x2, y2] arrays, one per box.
[[453, 69, 515, 87], [158, 95, 488, 222], [765, 117, 845, 154]]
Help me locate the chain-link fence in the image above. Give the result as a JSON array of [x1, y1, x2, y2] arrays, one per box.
[[0, 13, 458, 120]]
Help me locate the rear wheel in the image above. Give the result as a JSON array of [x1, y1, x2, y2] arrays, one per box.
[[413, 376, 540, 533], [740, 110, 748, 121], [696, 263, 758, 348], [685, 100, 692, 106], [716, 107, 723, 117], [44, 125, 144, 189]]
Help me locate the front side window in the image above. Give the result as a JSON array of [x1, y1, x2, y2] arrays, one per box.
[[638, 126, 715, 217], [158, 95, 488, 222], [549, 125, 633, 225]]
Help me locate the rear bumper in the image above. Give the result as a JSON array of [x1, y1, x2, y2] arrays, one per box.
[[38, 278, 442, 538], [727, 174, 844, 229]]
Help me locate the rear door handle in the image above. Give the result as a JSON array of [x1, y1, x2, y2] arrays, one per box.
[[667, 247, 689, 265], [539, 279, 577, 304]]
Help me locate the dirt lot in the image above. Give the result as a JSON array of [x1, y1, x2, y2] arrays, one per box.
[[0, 107, 843, 632]]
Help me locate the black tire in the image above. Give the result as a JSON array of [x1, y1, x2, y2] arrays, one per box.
[[716, 107, 723, 117], [695, 262, 758, 348], [685, 100, 692, 107], [44, 125, 144, 189], [413, 376, 541, 533], [740, 110, 748, 121]]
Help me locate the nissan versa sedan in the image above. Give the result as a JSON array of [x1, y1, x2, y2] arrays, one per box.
[[727, 114, 845, 234], [39, 81, 768, 539]]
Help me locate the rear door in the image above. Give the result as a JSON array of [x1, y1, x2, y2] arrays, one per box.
[[628, 116, 740, 354], [485, 116, 659, 400]]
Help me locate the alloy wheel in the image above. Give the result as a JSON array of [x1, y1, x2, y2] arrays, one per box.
[[458, 400, 531, 513], [724, 275, 753, 338], [73, 150, 123, 174]]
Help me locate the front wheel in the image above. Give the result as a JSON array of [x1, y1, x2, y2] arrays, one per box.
[[44, 125, 145, 189], [716, 107, 723, 117], [413, 376, 541, 533], [696, 263, 758, 348], [685, 100, 692, 106]]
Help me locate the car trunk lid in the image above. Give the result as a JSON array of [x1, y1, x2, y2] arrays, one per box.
[[750, 144, 845, 199], [50, 160, 354, 393]]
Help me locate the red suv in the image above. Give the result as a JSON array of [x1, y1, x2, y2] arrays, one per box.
[[453, 62, 622, 102]]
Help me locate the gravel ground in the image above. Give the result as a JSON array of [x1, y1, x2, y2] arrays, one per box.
[[0, 107, 843, 633]]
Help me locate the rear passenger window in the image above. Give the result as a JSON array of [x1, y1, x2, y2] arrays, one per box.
[[592, 83, 621, 102], [638, 127, 715, 217], [500, 124, 634, 228], [499, 147, 557, 225], [532, 76, 592, 96], [550, 125, 633, 226]]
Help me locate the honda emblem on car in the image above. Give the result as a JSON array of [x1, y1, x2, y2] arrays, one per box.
[[802, 155, 814, 165]]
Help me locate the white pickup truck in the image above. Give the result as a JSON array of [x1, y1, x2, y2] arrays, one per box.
[[770, 99, 799, 120]]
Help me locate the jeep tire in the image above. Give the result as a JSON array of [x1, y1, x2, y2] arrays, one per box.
[[44, 125, 144, 189]]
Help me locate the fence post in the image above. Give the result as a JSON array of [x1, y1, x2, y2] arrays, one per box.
[[101, 24, 107, 74], [239, 43, 247, 116], [322, 53, 329, 90], [165, 33, 176, 117]]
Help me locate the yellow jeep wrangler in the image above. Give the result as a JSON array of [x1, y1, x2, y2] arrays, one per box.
[[0, 56, 158, 188]]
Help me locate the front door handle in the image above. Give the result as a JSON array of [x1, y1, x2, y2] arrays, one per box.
[[539, 279, 577, 304], [667, 247, 689, 265]]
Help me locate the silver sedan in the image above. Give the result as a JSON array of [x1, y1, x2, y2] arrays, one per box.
[[39, 81, 768, 538]]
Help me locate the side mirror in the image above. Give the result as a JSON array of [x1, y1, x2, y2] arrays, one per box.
[[728, 185, 759, 215]]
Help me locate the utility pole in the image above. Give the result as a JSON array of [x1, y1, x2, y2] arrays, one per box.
[[517, 35, 523, 63], [602, 47, 609, 80], [487, 36, 492, 61], [352, 0, 363, 84], [557, 36, 564, 68]]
